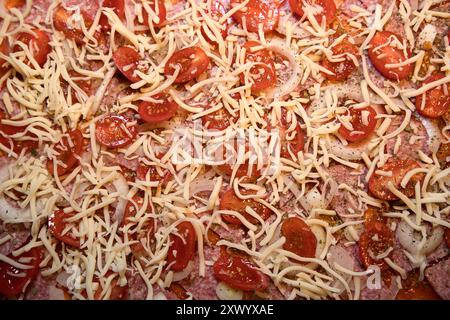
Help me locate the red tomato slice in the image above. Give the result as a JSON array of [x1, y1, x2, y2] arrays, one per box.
[[0, 135, 38, 156], [0, 111, 28, 135], [368, 157, 424, 201], [289, 0, 336, 25], [168, 283, 189, 299], [47, 129, 84, 176], [201, 0, 229, 44], [359, 221, 394, 270], [82, 272, 128, 300], [278, 111, 305, 158], [396, 271, 440, 300], [0, 38, 11, 74], [48, 209, 80, 248], [141, 0, 167, 27], [219, 189, 272, 225], [415, 73, 450, 118], [322, 38, 359, 81], [99, 0, 125, 30], [240, 41, 276, 92], [136, 163, 171, 186], [231, 0, 280, 33], [218, 162, 260, 179], [338, 106, 377, 142], [164, 47, 210, 84], [113, 46, 148, 83], [14, 29, 51, 67], [281, 217, 317, 259], [202, 105, 236, 131], [0, 247, 42, 297], [53, 5, 92, 45], [368, 31, 413, 81], [166, 221, 197, 271], [122, 196, 155, 254], [213, 251, 269, 291], [95, 115, 137, 148], [4, 0, 25, 9], [138, 93, 179, 123], [61, 70, 92, 103]]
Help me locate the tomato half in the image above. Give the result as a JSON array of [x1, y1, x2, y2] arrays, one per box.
[[47, 129, 84, 176], [359, 221, 394, 270], [0, 247, 42, 297], [240, 41, 276, 92], [219, 189, 272, 225], [289, 0, 336, 25], [168, 283, 189, 299], [368, 157, 424, 201], [95, 115, 137, 148], [396, 271, 440, 300], [322, 38, 359, 81], [166, 221, 197, 271], [231, 0, 280, 33], [141, 0, 167, 27], [99, 0, 125, 30], [138, 93, 178, 123], [213, 251, 269, 291], [53, 5, 92, 45], [136, 163, 171, 186], [0, 111, 28, 135], [368, 31, 413, 80], [48, 209, 80, 248], [278, 110, 305, 158], [415, 73, 450, 118], [338, 106, 377, 142], [202, 105, 236, 131], [0, 38, 11, 74], [201, 0, 229, 44], [14, 29, 51, 67], [113, 46, 148, 83], [164, 47, 210, 83], [61, 70, 92, 103], [281, 217, 317, 259]]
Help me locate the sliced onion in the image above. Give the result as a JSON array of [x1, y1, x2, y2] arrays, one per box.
[[189, 178, 217, 198], [417, 24, 437, 49], [153, 292, 168, 300], [327, 244, 356, 271], [216, 281, 244, 300], [56, 271, 70, 288], [111, 173, 129, 226], [397, 219, 444, 256], [420, 117, 442, 154], [171, 260, 195, 282]]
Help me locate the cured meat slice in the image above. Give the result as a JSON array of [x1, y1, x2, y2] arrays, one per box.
[[425, 257, 450, 300]]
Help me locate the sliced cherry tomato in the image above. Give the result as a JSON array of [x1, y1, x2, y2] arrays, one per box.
[[168, 283, 189, 299], [278, 110, 305, 158], [14, 29, 51, 67], [138, 93, 178, 123], [219, 189, 272, 225], [95, 115, 137, 148], [166, 221, 197, 271], [213, 251, 269, 291], [218, 162, 260, 179], [201, 0, 229, 44], [359, 221, 394, 270], [61, 70, 92, 103], [99, 0, 125, 30], [140, 0, 167, 28], [240, 41, 276, 92], [202, 105, 236, 131], [396, 270, 440, 300], [82, 272, 128, 300], [122, 196, 155, 254], [368, 157, 424, 201], [207, 228, 221, 245], [0, 38, 11, 74], [415, 73, 450, 118], [47, 129, 84, 176], [53, 5, 92, 45], [322, 38, 359, 81], [113, 46, 148, 83], [4, 0, 25, 9], [368, 31, 413, 81], [0, 247, 42, 297], [0, 135, 38, 156], [338, 106, 377, 142], [164, 46, 210, 84], [231, 0, 280, 33], [136, 162, 171, 186], [48, 209, 80, 248], [0, 111, 28, 135], [289, 0, 336, 25], [281, 217, 317, 259]]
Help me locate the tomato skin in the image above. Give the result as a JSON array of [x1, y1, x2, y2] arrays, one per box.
[[231, 0, 280, 33], [164, 47, 210, 84], [415, 73, 450, 118], [219, 189, 272, 225], [202, 105, 236, 131], [281, 217, 317, 259], [322, 38, 359, 81], [338, 106, 377, 142], [48, 209, 81, 248], [95, 115, 137, 149], [166, 222, 197, 271], [368, 157, 424, 201], [47, 129, 84, 176], [113, 46, 148, 83], [368, 31, 413, 80], [4, 0, 25, 9], [100, 0, 125, 30], [240, 41, 276, 93], [138, 93, 179, 123], [53, 6, 91, 45], [213, 251, 269, 291], [289, 0, 336, 25], [0, 247, 42, 297], [359, 221, 394, 270], [14, 29, 51, 67], [0, 38, 11, 74], [141, 0, 167, 27]]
